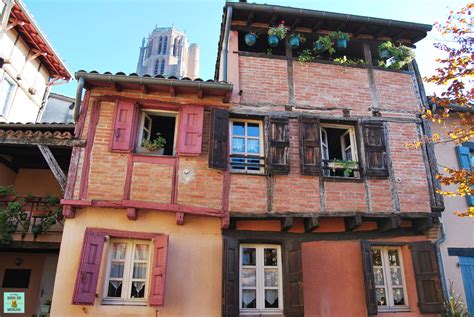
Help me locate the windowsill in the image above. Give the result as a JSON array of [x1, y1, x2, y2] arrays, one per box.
[[240, 309, 283, 316], [101, 300, 147, 306], [230, 170, 266, 176], [323, 176, 364, 183], [134, 152, 175, 158], [378, 307, 411, 313]]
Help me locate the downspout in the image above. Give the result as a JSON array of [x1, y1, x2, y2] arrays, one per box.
[[435, 220, 449, 307], [222, 6, 233, 82], [74, 77, 85, 122]]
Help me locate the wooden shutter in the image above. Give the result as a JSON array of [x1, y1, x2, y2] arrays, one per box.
[[268, 117, 290, 174], [362, 121, 388, 177], [72, 230, 105, 305], [209, 108, 229, 170], [299, 116, 321, 176], [177, 106, 204, 156], [456, 145, 474, 206], [149, 234, 169, 307], [111, 100, 137, 152], [360, 241, 378, 315], [222, 236, 239, 317], [283, 240, 304, 317], [411, 241, 444, 313]]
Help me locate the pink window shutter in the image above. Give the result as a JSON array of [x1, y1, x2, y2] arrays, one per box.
[[111, 101, 137, 152], [72, 230, 105, 305], [149, 234, 169, 306], [177, 106, 204, 155]]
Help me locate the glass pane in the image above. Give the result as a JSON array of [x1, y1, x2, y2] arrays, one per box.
[[242, 248, 256, 266], [388, 250, 400, 266], [393, 288, 405, 305], [376, 288, 387, 306], [264, 248, 278, 266], [131, 281, 146, 298], [134, 244, 148, 261], [247, 123, 260, 137], [133, 263, 147, 279], [107, 280, 122, 297], [242, 268, 256, 287], [265, 289, 279, 308], [110, 262, 124, 278], [390, 268, 403, 286], [232, 137, 245, 153], [242, 289, 256, 308], [111, 243, 126, 260], [264, 268, 278, 287], [247, 139, 260, 153], [374, 268, 385, 286], [232, 122, 245, 136], [371, 249, 382, 266]]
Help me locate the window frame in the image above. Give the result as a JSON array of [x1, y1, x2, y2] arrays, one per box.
[[229, 118, 265, 174], [371, 246, 409, 311], [136, 109, 178, 156], [0, 74, 16, 119], [102, 238, 152, 306], [239, 244, 284, 315]]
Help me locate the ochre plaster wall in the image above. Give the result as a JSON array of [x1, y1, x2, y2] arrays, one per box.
[[13, 169, 62, 196], [51, 209, 222, 317]]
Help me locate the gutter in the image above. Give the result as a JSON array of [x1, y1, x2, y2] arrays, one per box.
[[222, 6, 233, 82]]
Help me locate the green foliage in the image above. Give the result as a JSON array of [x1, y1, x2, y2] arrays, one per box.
[[0, 185, 16, 197], [333, 56, 366, 66], [314, 35, 336, 55], [332, 160, 358, 177], [266, 48, 273, 55], [443, 282, 469, 316], [141, 133, 166, 151], [377, 41, 415, 70], [330, 31, 350, 41], [298, 49, 314, 63], [268, 21, 289, 39]]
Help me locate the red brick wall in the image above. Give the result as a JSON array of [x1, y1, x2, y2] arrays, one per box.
[[325, 181, 368, 212], [369, 179, 393, 212], [374, 70, 420, 113], [229, 174, 267, 213], [130, 162, 173, 203]]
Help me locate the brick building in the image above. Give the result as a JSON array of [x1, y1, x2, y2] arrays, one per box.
[[52, 2, 446, 317]]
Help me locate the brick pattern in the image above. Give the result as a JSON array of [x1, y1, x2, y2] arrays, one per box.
[[374, 70, 420, 113], [325, 181, 368, 212], [130, 162, 173, 203], [229, 174, 267, 213], [388, 122, 431, 212], [239, 56, 289, 105], [368, 179, 393, 212]]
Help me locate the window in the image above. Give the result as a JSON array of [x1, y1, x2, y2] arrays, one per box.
[[2, 269, 31, 288], [163, 36, 168, 55], [158, 36, 163, 54], [160, 60, 165, 75], [456, 143, 474, 206], [240, 244, 283, 314], [230, 119, 264, 173], [320, 123, 359, 177], [137, 110, 177, 156], [153, 60, 160, 76], [173, 37, 178, 57], [0, 75, 15, 118], [102, 239, 151, 305], [371, 247, 408, 310]]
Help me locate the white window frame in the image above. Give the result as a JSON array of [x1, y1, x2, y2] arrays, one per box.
[[372, 247, 409, 311], [136, 109, 178, 156], [0, 74, 16, 119], [102, 239, 152, 306], [320, 123, 359, 177], [239, 244, 283, 315], [229, 119, 265, 174]]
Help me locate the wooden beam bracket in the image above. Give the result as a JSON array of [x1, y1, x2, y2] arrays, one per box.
[[345, 215, 362, 231], [176, 212, 185, 225], [304, 217, 319, 233], [412, 216, 433, 233], [281, 217, 293, 232], [127, 207, 137, 221], [376, 215, 402, 232], [37, 144, 66, 192]]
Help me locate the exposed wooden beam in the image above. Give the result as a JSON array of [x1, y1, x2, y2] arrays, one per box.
[[221, 214, 230, 229], [412, 216, 433, 233], [0, 156, 18, 173], [197, 89, 204, 99], [141, 84, 149, 94], [114, 82, 122, 92], [353, 25, 366, 37], [291, 17, 301, 30], [246, 11, 254, 27], [376, 216, 401, 232], [0, 137, 86, 147], [176, 212, 185, 225], [268, 13, 278, 27], [375, 28, 386, 39], [62, 205, 75, 219], [336, 22, 346, 31], [304, 217, 319, 233], [345, 215, 362, 231], [312, 20, 323, 32], [281, 217, 293, 232], [169, 86, 176, 97], [127, 208, 137, 220], [37, 145, 66, 192]]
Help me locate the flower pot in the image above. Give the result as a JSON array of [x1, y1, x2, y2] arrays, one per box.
[[244, 33, 257, 46], [334, 39, 347, 50], [267, 35, 280, 47], [379, 49, 390, 59], [313, 41, 326, 53], [288, 36, 300, 49]]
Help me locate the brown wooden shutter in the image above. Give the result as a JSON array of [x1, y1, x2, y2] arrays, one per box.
[[283, 240, 304, 317], [361, 241, 378, 315], [268, 117, 290, 174], [222, 236, 239, 317], [209, 108, 229, 170], [411, 241, 444, 313], [299, 116, 321, 176], [149, 234, 169, 306], [110, 100, 137, 152], [177, 106, 204, 156], [362, 121, 388, 177], [72, 229, 105, 305]]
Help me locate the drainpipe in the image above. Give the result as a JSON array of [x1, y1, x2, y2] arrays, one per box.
[[222, 6, 233, 82], [435, 220, 449, 306], [74, 77, 85, 122]]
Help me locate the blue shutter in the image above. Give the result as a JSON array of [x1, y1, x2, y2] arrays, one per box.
[[455, 146, 474, 206], [459, 256, 474, 314]]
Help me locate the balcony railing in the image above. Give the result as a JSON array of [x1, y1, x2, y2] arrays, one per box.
[[230, 154, 265, 174]]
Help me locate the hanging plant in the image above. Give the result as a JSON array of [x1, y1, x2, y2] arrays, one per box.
[[330, 31, 350, 50], [313, 35, 335, 55], [244, 32, 258, 47], [377, 41, 415, 70], [378, 41, 393, 59], [268, 20, 288, 47], [288, 33, 305, 49]]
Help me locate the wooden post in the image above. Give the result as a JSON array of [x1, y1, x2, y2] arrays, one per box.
[[37, 144, 66, 192]]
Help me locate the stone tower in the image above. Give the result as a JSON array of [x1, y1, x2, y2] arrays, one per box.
[[136, 26, 200, 79]]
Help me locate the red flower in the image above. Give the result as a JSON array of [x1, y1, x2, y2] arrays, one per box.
[[281, 20, 285, 24]]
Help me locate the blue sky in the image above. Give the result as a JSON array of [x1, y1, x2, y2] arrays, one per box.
[[23, 0, 467, 97]]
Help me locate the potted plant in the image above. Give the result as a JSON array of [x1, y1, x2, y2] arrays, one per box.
[[378, 41, 393, 59], [313, 35, 335, 55], [330, 31, 350, 50], [298, 49, 314, 63], [40, 300, 51, 313], [377, 42, 414, 70], [288, 33, 305, 49], [267, 20, 288, 47], [331, 160, 358, 177], [141, 133, 166, 155], [0, 185, 16, 202], [244, 32, 258, 47]]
